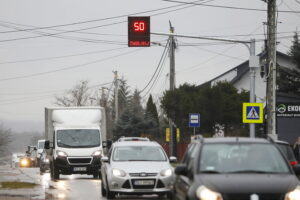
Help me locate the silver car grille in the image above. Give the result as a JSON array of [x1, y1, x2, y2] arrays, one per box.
[[129, 173, 158, 177]]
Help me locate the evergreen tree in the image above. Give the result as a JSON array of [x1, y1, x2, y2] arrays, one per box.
[[289, 32, 300, 69], [145, 95, 159, 124], [144, 94, 160, 140], [278, 32, 300, 94], [113, 89, 147, 140], [161, 82, 249, 139]]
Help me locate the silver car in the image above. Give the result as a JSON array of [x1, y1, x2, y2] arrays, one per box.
[[101, 139, 176, 199]]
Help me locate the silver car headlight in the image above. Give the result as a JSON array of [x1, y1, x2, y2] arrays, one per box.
[[160, 168, 173, 177], [112, 169, 126, 177], [285, 186, 300, 200], [196, 185, 223, 200]]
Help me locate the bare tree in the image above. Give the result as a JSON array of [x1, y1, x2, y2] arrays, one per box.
[[54, 80, 93, 106], [0, 123, 12, 155]]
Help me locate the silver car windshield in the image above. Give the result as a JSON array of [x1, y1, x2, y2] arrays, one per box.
[[57, 129, 100, 148], [199, 143, 290, 174], [112, 146, 167, 161]]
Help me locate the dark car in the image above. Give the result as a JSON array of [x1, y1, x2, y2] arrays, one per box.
[[276, 140, 298, 166], [39, 149, 50, 175], [174, 137, 300, 200]]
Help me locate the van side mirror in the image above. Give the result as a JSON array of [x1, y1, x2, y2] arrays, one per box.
[[33, 147, 37, 151], [44, 140, 50, 149]]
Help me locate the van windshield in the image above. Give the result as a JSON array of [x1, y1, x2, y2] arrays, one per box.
[[57, 129, 100, 148]]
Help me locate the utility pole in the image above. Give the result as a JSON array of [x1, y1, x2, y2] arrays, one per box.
[[100, 87, 107, 107], [169, 21, 177, 157], [249, 39, 258, 138], [113, 71, 119, 121], [266, 0, 277, 138]]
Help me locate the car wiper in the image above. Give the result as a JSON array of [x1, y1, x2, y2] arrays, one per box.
[[227, 170, 269, 174], [58, 143, 73, 147], [199, 170, 220, 174], [127, 159, 148, 161]]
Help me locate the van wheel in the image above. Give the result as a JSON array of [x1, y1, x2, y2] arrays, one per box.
[[93, 171, 99, 179], [53, 165, 60, 180]]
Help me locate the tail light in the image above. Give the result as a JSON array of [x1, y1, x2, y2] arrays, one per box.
[[290, 160, 298, 166]]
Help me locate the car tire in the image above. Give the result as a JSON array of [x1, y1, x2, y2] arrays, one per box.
[[106, 177, 115, 199], [101, 180, 106, 196]]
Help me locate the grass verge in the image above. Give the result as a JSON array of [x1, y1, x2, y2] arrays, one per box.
[[0, 182, 37, 189]]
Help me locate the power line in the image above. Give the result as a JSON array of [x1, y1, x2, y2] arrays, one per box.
[[163, 0, 300, 13], [142, 43, 169, 98], [140, 39, 170, 93], [0, 47, 128, 65], [0, 81, 113, 104], [0, 0, 204, 43], [0, 0, 204, 34], [0, 48, 145, 82]]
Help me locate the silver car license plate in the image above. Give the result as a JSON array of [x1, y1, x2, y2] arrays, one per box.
[[134, 180, 154, 185], [73, 167, 86, 171]]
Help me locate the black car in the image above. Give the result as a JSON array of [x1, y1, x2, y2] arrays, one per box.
[[276, 140, 298, 166], [174, 137, 300, 200]]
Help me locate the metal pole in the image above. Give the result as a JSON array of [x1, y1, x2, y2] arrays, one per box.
[[113, 71, 119, 121], [249, 39, 256, 138], [193, 127, 195, 136]]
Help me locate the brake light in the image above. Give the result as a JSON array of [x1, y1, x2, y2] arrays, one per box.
[[289, 161, 298, 166]]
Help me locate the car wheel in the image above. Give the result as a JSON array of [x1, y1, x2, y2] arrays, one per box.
[[106, 178, 115, 199], [101, 179, 106, 196]]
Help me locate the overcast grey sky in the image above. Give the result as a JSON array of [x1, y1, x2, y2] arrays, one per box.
[[0, 0, 299, 132]]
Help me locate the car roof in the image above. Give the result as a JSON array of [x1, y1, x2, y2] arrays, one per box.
[[202, 137, 271, 144], [113, 141, 161, 147], [117, 137, 150, 142]]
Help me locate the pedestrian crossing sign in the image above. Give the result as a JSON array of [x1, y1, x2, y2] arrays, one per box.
[[243, 103, 263, 123]]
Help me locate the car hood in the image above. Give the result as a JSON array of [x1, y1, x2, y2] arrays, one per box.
[[194, 173, 299, 194], [111, 161, 171, 173]]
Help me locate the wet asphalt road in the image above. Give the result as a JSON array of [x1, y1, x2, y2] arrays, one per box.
[[5, 167, 164, 200]]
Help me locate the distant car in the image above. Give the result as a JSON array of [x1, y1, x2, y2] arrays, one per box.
[[36, 139, 45, 165], [26, 146, 38, 167], [101, 137, 176, 199], [174, 137, 300, 200], [19, 156, 33, 168], [117, 137, 150, 142], [276, 140, 298, 166], [11, 153, 25, 168], [39, 149, 50, 175]]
